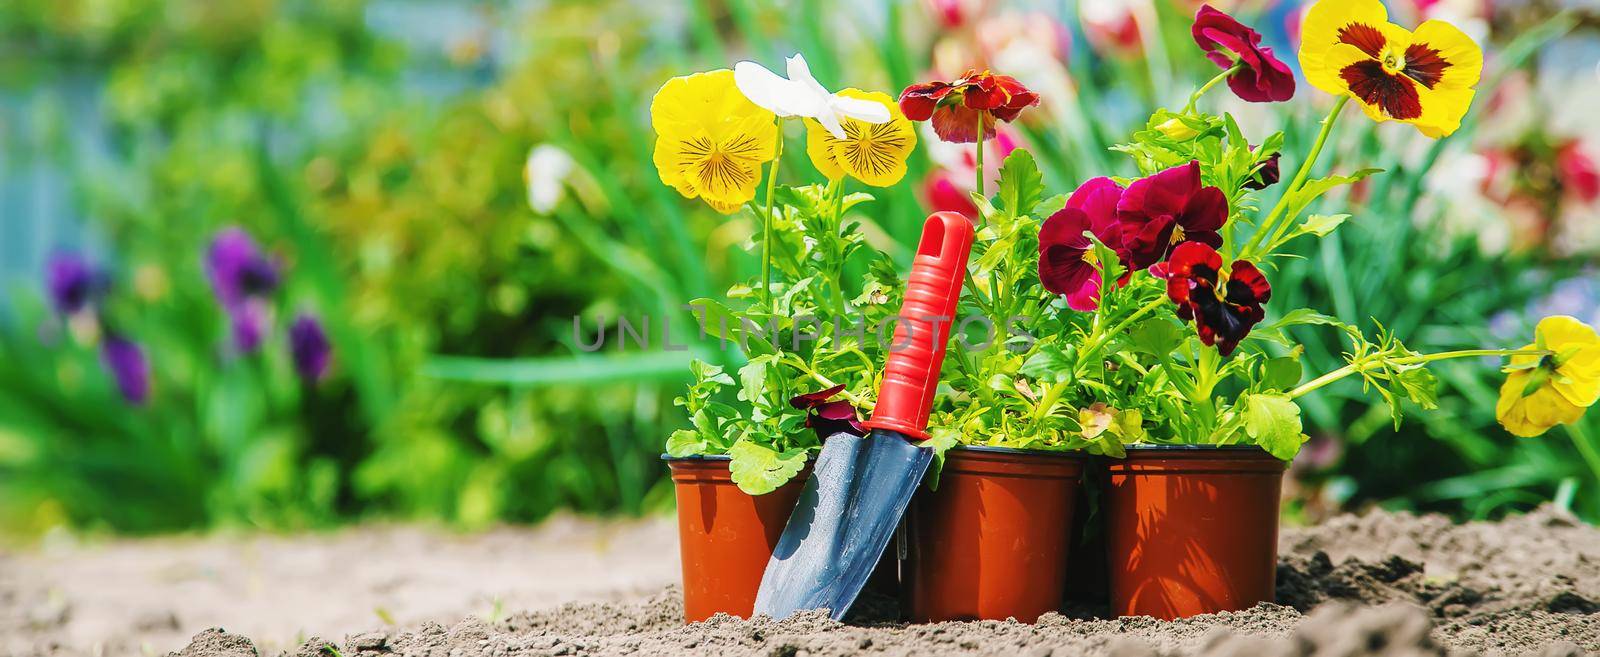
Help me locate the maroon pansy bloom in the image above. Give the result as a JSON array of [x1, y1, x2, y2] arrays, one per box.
[[1039, 177, 1127, 311], [1165, 242, 1271, 357], [1245, 150, 1281, 190], [900, 70, 1040, 143], [789, 384, 866, 441], [1191, 5, 1296, 103], [1117, 161, 1229, 272]]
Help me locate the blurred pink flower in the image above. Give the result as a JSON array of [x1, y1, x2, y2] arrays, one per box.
[[1079, 0, 1141, 54], [1558, 142, 1600, 204], [919, 124, 1022, 216], [923, 0, 991, 29]]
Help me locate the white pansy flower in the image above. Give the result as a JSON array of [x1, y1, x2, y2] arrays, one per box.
[[733, 53, 890, 139], [524, 144, 574, 213]]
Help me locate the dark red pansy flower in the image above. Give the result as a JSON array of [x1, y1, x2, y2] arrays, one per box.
[[1191, 5, 1296, 103], [900, 70, 1040, 143], [789, 384, 866, 440], [1039, 177, 1127, 311], [1116, 161, 1229, 272], [1165, 242, 1271, 357], [1245, 150, 1281, 190]]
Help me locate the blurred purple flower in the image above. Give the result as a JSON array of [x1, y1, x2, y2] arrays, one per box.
[[101, 335, 150, 405], [288, 314, 331, 382], [231, 304, 269, 353], [206, 228, 280, 352], [45, 251, 108, 316], [206, 228, 280, 310]]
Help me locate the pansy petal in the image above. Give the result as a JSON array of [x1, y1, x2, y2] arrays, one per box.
[[1066, 177, 1125, 235], [805, 119, 847, 180], [1410, 84, 1474, 138], [1410, 20, 1482, 91], [1302, 1, 1391, 98], [833, 95, 892, 124], [1065, 274, 1102, 312], [1039, 244, 1097, 300], [1182, 185, 1230, 232], [1040, 207, 1094, 250], [1300, 0, 1390, 85], [734, 60, 807, 117]]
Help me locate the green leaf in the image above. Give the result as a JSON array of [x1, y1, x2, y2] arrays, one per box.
[[666, 429, 709, 457], [1396, 367, 1439, 410], [737, 355, 774, 406], [1299, 213, 1350, 237], [922, 426, 961, 490], [1243, 393, 1305, 460], [995, 149, 1044, 219], [1283, 169, 1382, 221], [1020, 342, 1073, 382], [1262, 356, 1302, 391], [1128, 318, 1184, 357], [728, 440, 809, 495], [1263, 308, 1357, 335], [690, 359, 735, 387]]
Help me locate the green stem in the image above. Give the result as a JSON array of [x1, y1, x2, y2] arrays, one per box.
[[1184, 62, 1243, 113], [1241, 96, 1349, 260], [1288, 348, 1552, 400], [1564, 422, 1600, 502], [974, 120, 986, 200], [1077, 296, 1169, 366], [761, 118, 785, 309], [830, 181, 848, 316]]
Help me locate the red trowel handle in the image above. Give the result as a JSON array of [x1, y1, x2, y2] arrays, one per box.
[[863, 212, 975, 441]]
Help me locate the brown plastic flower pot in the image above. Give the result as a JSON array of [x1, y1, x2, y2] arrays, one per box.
[[1103, 445, 1287, 620], [666, 456, 811, 623], [904, 446, 1084, 622]]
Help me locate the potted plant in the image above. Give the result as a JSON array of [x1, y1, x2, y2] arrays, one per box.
[[953, 0, 1600, 621], [649, 57, 921, 621], [876, 70, 1098, 623]]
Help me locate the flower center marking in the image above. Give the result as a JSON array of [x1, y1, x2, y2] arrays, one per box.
[[1380, 49, 1405, 75]]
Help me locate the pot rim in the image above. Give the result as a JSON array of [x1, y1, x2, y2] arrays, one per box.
[[1122, 444, 1275, 453], [660, 453, 822, 463], [660, 453, 731, 462], [949, 444, 1085, 459]]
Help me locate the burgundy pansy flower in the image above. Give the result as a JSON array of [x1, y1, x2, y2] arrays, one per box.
[[1039, 177, 1127, 311], [101, 334, 151, 405], [789, 384, 866, 441], [1165, 242, 1271, 357], [1191, 5, 1296, 103], [899, 70, 1040, 143], [1117, 161, 1229, 272], [1245, 150, 1281, 190]]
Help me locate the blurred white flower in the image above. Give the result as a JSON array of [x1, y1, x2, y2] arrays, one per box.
[[733, 54, 889, 139], [524, 144, 573, 213]]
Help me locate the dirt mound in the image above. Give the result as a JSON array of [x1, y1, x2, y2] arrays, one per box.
[[236, 506, 1596, 657], [8, 507, 1595, 656]]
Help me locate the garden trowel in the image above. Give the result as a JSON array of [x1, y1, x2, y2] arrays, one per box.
[[754, 211, 974, 620]]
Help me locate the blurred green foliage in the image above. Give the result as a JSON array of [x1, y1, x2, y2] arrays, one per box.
[[1, 0, 1596, 537]]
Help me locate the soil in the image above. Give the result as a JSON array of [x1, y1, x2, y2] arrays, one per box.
[[3, 507, 1596, 657]]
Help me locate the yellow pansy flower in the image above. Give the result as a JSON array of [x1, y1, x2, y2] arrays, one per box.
[[804, 89, 917, 187], [1299, 0, 1482, 138], [651, 69, 778, 214], [1496, 316, 1600, 437]]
